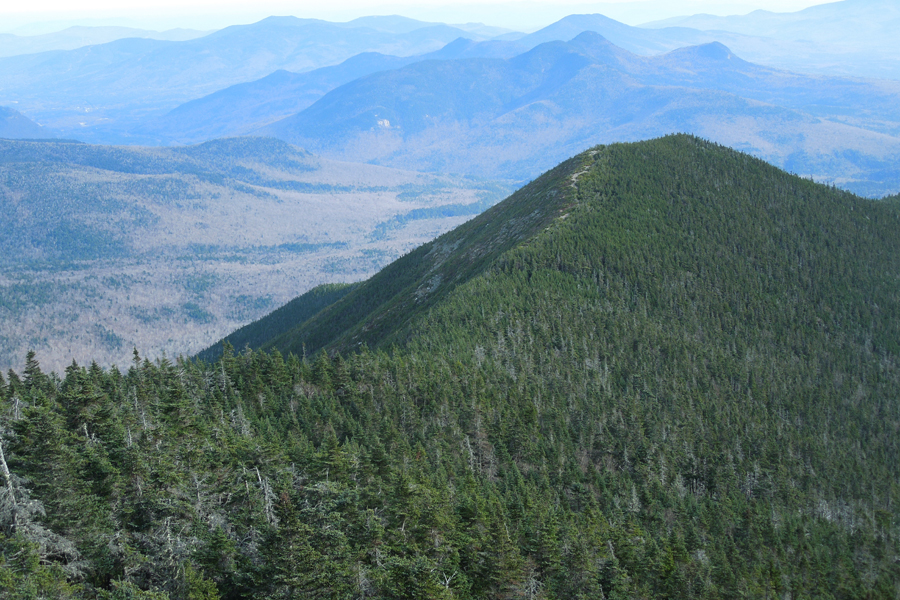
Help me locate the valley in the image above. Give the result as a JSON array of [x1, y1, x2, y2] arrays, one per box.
[[0, 137, 509, 372]]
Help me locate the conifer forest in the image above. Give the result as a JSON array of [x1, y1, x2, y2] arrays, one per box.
[[1, 135, 899, 599]]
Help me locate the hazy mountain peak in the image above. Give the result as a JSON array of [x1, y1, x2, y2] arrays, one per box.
[[248, 15, 328, 27], [340, 15, 436, 33], [569, 30, 610, 44], [522, 13, 633, 46], [430, 36, 478, 56], [202, 15, 330, 39], [567, 30, 632, 58], [666, 41, 739, 62], [554, 13, 630, 30]]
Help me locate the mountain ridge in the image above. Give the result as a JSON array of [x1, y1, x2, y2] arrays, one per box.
[[263, 149, 582, 357], [4, 7, 899, 145], [204, 134, 900, 364], [0, 16, 498, 142], [260, 33, 900, 195], [0, 25, 211, 58]]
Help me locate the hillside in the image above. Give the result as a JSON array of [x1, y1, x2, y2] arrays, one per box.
[[195, 283, 358, 362], [4, 135, 897, 598], [140, 53, 421, 144], [263, 33, 900, 196], [0, 106, 55, 139], [0, 137, 509, 372], [263, 150, 580, 355], [233, 133, 900, 360]]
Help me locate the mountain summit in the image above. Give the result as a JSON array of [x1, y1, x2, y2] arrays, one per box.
[[233, 134, 899, 363], [192, 134, 900, 596]]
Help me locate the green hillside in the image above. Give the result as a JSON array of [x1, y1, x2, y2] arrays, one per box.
[[267, 134, 900, 361], [2, 135, 898, 599], [261, 154, 582, 356], [196, 283, 357, 362]]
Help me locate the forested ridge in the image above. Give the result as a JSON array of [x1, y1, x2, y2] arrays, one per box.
[[2, 135, 899, 598]]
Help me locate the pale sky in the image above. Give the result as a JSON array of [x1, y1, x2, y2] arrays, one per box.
[[0, 0, 829, 34]]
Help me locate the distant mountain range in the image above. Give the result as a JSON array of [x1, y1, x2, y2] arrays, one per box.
[[2, 3, 898, 145], [0, 25, 210, 58], [248, 32, 900, 196], [646, 0, 897, 47], [0, 3, 897, 197], [643, 0, 900, 80], [135, 37, 540, 145], [137, 54, 424, 144], [0, 16, 499, 138]]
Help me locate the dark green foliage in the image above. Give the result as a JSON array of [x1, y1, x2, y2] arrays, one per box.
[[197, 283, 357, 362], [2, 135, 898, 598], [0, 535, 81, 599]]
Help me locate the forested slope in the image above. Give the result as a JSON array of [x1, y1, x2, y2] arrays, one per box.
[[267, 134, 900, 359], [261, 154, 582, 357], [2, 135, 898, 599], [196, 283, 357, 363]]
